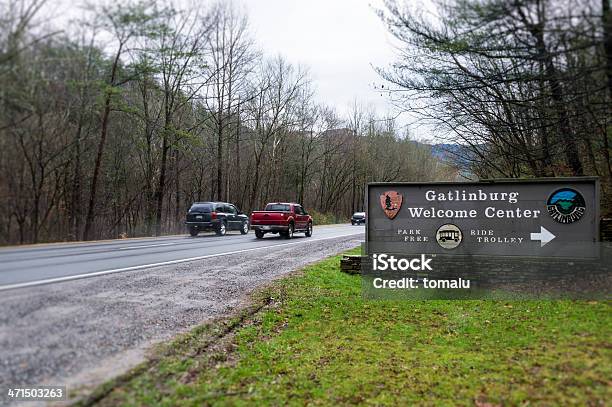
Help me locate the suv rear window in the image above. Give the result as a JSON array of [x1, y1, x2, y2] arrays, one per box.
[[265, 204, 291, 212], [190, 204, 213, 212]]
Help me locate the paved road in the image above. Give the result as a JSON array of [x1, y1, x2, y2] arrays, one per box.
[[0, 225, 363, 405], [0, 224, 362, 290]]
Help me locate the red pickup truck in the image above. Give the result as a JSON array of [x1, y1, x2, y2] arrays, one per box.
[[250, 203, 313, 239]]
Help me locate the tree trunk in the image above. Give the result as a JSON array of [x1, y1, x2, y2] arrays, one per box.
[[601, 0, 612, 179], [603, 0, 612, 100], [83, 43, 123, 240], [71, 119, 82, 240], [545, 59, 583, 175], [217, 112, 223, 201], [174, 149, 181, 233], [249, 150, 263, 210], [235, 106, 241, 207], [154, 124, 170, 236]]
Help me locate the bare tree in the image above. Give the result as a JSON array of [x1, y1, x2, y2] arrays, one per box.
[[83, 0, 159, 240], [201, 1, 257, 202], [148, 3, 215, 236], [378, 0, 610, 211]]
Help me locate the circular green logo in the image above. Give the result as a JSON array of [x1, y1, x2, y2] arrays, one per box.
[[546, 188, 586, 224]]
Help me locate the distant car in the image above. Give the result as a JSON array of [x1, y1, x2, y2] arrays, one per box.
[[351, 211, 366, 225], [185, 202, 249, 236], [250, 203, 313, 239]]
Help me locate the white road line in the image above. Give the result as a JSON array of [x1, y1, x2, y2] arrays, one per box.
[[119, 243, 176, 250], [0, 233, 362, 292]]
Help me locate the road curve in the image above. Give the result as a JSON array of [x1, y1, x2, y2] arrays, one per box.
[[0, 224, 362, 290]]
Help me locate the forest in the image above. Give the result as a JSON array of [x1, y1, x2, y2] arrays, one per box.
[[0, 0, 451, 244], [3, 0, 609, 246]]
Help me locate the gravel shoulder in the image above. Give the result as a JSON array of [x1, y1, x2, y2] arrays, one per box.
[[0, 234, 362, 406]]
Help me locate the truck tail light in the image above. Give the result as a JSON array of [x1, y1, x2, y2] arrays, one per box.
[[211, 212, 217, 220]]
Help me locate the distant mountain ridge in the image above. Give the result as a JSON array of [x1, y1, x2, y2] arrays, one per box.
[[429, 143, 471, 163], [427, 143, 476, 181]]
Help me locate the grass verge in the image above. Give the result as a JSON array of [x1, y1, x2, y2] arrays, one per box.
[[78, 248, 611, 406]]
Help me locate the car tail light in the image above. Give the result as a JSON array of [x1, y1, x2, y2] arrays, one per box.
[[211, 212, 217, 220]]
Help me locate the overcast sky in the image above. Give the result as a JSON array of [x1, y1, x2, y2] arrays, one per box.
[[241, 0, 410, 133], [51, 0, 424, 138]]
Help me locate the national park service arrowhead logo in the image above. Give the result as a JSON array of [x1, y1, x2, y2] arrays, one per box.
[[380, 191, 402, 219]]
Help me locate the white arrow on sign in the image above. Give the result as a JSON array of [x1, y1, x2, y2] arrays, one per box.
[[530, 226, 556, 247]]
